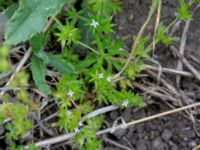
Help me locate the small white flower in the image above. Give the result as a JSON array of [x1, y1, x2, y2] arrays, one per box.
[[69, 33, 72, 36], [78, 121, 83, 126], [67, 110, 72, 116], [106, 76, 112, 82], [90, 19, 99, 28], [74, 127, 80, 133], [122, 99, 129, 107], [67, 89, 74, 97], [174, 11, 178, 16], [98, 73, 104, 79]]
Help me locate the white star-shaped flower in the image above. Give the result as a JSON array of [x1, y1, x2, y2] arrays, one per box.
[[67, 110, 72, 116], [98, 73, 104, 79], [78, 121, 83, 127], [174, 11, 178, 16], [122, 99, 129, 107], [67, 89, 74, 97], [90, 19, 99, 28], [74, 127, 80, 133], [106, 76, 112, 82]]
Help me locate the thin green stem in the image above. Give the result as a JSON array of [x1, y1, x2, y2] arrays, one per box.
[[164, 18, 179, 32], [78, 41, 99, 55], [95, 34, 104, 57], [145, 18, 179, 53], [113, 0, 159, 79], [53, 17, 62, 27]]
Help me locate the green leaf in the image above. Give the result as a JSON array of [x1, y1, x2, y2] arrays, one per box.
[[88, 0, 122, 15], [156, 22, 175, 46], [4, 3, 19, 19], [58, 108, 82, 132], [87, 15, 114, 34], [73, 116, 103, 150], [28, 142, 41, 150], [31, 56, 51, 95], [55, 22, 80, 46], [30, 34, 47, 52], [77, 54, 97, 71], [133, 35, 151, 59], [5, 0, 68, 45], [177, 0, 192, 21], [45, 53, 76, 74], [193, 0, 200, 3]]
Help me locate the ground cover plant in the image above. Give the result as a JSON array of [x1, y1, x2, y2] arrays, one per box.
[[0, 0, 200, 149]]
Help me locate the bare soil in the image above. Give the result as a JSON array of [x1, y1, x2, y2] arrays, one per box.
[[103, 0, 200, 150]]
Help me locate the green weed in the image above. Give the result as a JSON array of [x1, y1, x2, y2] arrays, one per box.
[[0, 0, 198, 149]]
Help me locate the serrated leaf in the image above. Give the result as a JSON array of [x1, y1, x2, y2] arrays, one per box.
[[31, 56, 51, 95], [45, 53, 76, 74], [5, 0, 68, 45]]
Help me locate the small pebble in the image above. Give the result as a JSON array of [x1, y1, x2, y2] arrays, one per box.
[[161, 129, 172, 141], [152, 137, 165, 150]]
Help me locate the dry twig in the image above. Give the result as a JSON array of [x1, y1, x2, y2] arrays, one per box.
[[0, 15, 56, 98], [28, 102, 200, 148], [144, 64, 193, 77], [103, 137, 132, 150], [171, 46, 200, 82], [176, 17, 191, 86], [113, 0, 159, 79]]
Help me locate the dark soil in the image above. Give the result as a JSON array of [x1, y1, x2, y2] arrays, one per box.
[[103, 0, 200, 150], [1, 1, 199, 150], [105, 104, 199, 150]]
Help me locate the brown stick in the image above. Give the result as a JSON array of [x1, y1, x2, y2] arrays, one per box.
[[0, 48, 32, 97], [96, 102, 200, 135], [113, 1, 158, 79], [144, 64, 193, 77], [29, 102, 200, 148], [176, 18, 191, 86], [171, 46, 200, 82], [103, 137, 132, 150]]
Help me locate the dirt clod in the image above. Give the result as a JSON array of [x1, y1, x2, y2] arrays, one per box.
[[161, 129, 172, 141], [152, 137, 165, 150]]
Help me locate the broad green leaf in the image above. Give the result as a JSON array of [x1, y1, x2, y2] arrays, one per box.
[[45, 52, 76, 74], [4, 3, 19, 19], [30, 34, 49, 64], [5, 0, 68, 45], [31, 56, 51, 95], [30, 34, 47, 52]]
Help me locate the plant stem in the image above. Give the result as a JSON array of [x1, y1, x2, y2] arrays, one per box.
[[113, 0, 159, 79], [53, 17, 62, 27], [28, 102, 200, 148], [95, 34, 104, 57], [78, 41, 99, 55]]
